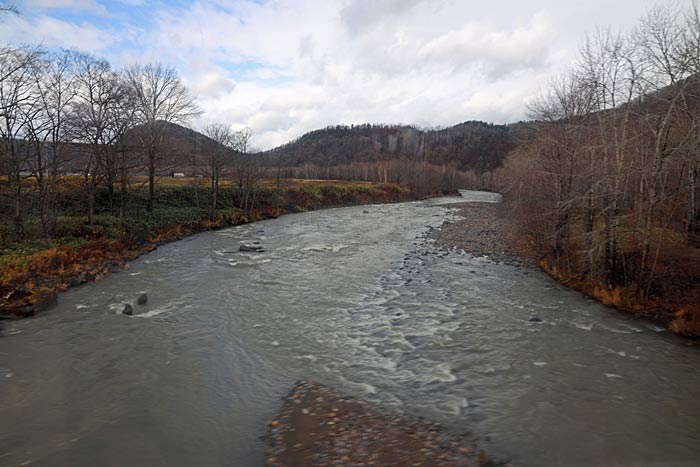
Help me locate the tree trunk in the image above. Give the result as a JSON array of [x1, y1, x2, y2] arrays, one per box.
[[584, 186, 595, 277], [148, 157, 155, 213], [210, 171, 218, 220], [107, 174, 115, 216], [688, 165, 699, 241], [13, 172, 23, 240], [87, 184, 95, 227], [120, 162, 128, 221]]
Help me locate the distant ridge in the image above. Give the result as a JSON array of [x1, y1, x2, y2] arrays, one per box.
[[264, 121, 517, 172]]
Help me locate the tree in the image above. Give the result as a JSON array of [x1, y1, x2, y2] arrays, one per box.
[[0, 46, 41, 239], [525, 73, 595, 266], [125, 63, 200, 212], [498, 1, 700, 324], [202, 123, 235, 218], [677, 3, 700, 240], [71, 52, 128, 226], [0, 2, 17, 14], [23, 50, 77, 237], [232, 128, 262, 214], [103, 71, 138, 219]]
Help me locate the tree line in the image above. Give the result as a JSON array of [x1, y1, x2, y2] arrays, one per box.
[[0, 46, 261, 243], [498, 3, 700, 323], [283, 159, 492, 195]]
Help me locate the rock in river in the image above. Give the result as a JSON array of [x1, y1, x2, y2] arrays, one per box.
[[122, 304, 134, 316], [529, 316, 543, 323], [240, 244, 265, 253], [137, 293, 148, 305]]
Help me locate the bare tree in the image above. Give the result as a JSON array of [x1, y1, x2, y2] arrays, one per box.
[[231, 128, 262, 214], [0, 47, 41, 239], [499, 2, 700, 326], [679, 3, 700, 240], [202, 123, 235, 218], [104, 72, 138, 219], [125, 63, 200, 212], [525, 72, 596, 267], [632, 4, 695, 295], [0, 2, 17, 14], [232, 127, 253, 189], [23, 50, 77, 237], [71, 52, 127, 226], [579, 27, 644, 286]]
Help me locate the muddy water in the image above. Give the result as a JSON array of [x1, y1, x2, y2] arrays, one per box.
[[1, 191, 699, 467]]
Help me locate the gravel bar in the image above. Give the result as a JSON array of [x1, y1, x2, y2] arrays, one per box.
[[266, 381, 498, 467], [432, 202, 535, 266]]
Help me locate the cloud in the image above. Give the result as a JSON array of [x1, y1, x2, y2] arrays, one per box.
[[22, 0, 109, 15], [0, 0, 666, 149], [129, 0, 570, 149], [339, 0, 430, 35], [0, 14, 117, 52], [192, 70, 237, 98], [416, 12, 557, 77]]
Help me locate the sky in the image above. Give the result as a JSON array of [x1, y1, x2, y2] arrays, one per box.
[[0, 0, 676, 149]]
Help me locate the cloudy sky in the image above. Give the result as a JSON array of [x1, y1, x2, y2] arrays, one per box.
[[0, 0, 671, 149]]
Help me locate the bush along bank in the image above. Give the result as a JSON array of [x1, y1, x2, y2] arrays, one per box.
[[0, 182, 418, 319]]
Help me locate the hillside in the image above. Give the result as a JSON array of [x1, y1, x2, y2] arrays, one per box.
[[265, 121, 516, 172], [121, 121, 237, 173], [39, 122, 235, 175]]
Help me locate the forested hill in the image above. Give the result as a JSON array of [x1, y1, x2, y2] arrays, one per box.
[[124, 121, 234, 161], [265, 121, 516, 172]]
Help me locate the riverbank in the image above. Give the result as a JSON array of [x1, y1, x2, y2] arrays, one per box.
[[267, 381, 495, 467], [0, 180, 424, 319], [432, 202, 536, 267], [432, 201, 700, 339]]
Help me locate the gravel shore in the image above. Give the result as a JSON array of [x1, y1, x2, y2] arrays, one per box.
[[267, 381, 494, 467], [432, 202, 535, 266]]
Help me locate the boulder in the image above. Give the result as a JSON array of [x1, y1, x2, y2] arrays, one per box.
[[240, 244, 265, 253], [137, 293, 148, 305], [122, 304, 134, 316], [529, 317, 543, 323]]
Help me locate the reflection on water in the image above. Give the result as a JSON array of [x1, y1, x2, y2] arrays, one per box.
[[1, 191, 699, 467]]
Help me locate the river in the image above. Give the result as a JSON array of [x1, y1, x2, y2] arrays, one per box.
[[1, 191, 699, 467]]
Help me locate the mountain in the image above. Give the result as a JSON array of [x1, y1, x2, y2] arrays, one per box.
[[265, 121, 516, 172], [122, 121, 233, 167]]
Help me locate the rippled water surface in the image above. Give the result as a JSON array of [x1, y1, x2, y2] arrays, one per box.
[[1, 191, 700, 467]]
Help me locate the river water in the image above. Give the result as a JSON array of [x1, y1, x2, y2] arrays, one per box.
[[1, 191, 699, 467]]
